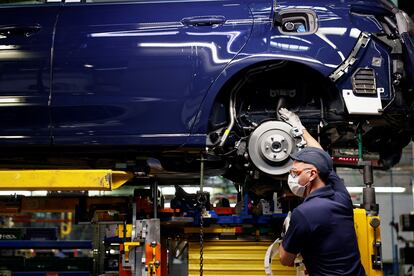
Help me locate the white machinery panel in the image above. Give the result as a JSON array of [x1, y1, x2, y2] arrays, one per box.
[[342, 89, 382, 115]]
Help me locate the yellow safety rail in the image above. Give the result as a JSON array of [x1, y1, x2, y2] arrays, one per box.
[[0, 169, 133, 191]]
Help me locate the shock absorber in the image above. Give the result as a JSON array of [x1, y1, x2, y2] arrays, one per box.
[[358, 127, 379, 216]]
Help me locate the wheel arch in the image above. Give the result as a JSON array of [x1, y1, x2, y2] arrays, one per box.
[[189, 56, 339, 137]]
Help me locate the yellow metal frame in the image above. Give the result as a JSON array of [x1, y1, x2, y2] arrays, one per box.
[[60, 212, 73, 238], [188, 240, 296, 276], [118, 224, 133, 239], [184, 226, 238, 234], [124, 242, 141, 262], [354, 208, 382, 276], [0, 169, 133, 191]]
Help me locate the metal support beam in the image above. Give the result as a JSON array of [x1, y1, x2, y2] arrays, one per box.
[[0, 169, 133, 191], [93, 224, 106, 275], [152, 178, 158, 219], [0, 240, 92, 249], [0, 196, 131, 213]]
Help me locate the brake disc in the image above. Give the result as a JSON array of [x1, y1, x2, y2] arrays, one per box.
[[248, 121, 300, 175]]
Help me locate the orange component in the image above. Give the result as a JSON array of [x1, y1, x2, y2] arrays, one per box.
[[234, 226, 243, 234], [158, 208, 180, 213], [119, 244, 132, 276], [214, 207, 235, 215], [145, 242, 161, 276]]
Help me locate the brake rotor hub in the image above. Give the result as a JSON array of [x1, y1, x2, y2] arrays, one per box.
[[248, 121, 300, 175]]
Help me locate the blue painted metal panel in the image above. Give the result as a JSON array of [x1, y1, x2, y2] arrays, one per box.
[[0, 5, 58, 144], [0, 240, 92, 249], [12, 271, 92, 276], [51, 0, 253, 145], [13, 273, 90, 276], [204, 211, 286, 225], [335, 38, 393, 100]]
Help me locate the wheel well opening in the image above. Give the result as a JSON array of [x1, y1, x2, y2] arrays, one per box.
[[208, 60, 344, 134]]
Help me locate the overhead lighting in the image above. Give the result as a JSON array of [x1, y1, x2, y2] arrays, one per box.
[[0, 191, 31, 196], [347, 187, 406, 193], [0, 191, 49, 196], [88, 190, 106, 196], [161, 186, 213, 196]]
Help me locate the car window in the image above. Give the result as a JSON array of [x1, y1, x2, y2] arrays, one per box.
[[0, 0, 45, 4]]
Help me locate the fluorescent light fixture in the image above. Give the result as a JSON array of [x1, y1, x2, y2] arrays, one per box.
[[31, 191, 48, 196], [160, 186, 213, 196], [0, 191, 49, 196], [346, 186, 406, 193], [0, 191, 32, 196], [88, 190, 106, 196]]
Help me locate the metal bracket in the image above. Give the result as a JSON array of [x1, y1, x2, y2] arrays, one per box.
[[290, 127, 307, 148], [370, 218, 382, 269], [124, 241, 141, 262], [329, 32, 370, 82]]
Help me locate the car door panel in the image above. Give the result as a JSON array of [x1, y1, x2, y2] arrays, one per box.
[[0, 5, 57, 144], [51, 0, 253, 145]]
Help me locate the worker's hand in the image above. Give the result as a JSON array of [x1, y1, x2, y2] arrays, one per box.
[[279, 108, 305, 132], [281, 211, 291, 238]]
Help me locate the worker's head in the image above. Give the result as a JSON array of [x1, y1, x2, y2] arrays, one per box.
[[288, 147, 333, 197]]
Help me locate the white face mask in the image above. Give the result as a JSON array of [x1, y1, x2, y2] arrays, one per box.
[[288, 174, 311, 198]]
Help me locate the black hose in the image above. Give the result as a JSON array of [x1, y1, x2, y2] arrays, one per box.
[[276, 97, 287, 121]]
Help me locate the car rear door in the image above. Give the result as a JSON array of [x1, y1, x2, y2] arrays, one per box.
[[0, 1, 58, 144], [51, 0, 252, 145]]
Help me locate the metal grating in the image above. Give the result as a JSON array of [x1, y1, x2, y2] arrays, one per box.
[[352, 68, 377, 96]]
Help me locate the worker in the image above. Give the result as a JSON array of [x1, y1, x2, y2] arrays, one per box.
[[278, 108, 365, 276]]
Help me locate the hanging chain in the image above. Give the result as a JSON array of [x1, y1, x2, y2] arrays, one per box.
[[199, 204, 204, 276], [199, 153, 205, 276]]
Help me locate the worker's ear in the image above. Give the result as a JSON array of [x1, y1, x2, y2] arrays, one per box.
[[309, 169, 318, 181]]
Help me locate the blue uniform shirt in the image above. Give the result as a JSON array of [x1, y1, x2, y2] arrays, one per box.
[[282, 171, 366, 276]]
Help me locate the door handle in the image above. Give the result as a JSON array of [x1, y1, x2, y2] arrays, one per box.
[[181, 16, 226, 27], [0, 24, 42, 37]]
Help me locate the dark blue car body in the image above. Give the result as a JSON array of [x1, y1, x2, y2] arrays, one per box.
[[0, 0, 413, 174]]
